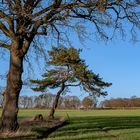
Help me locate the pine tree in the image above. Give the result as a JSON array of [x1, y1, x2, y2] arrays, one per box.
[[31, 46, 112, 118]]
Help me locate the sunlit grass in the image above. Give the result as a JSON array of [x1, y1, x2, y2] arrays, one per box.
[[17, 109, 140, 119]]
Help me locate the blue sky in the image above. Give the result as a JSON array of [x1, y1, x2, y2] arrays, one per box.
[[0, 32, 140, 101], [81, 40, 140, 99]]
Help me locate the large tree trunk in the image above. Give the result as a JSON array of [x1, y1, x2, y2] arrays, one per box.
[[0, 50, 23, 131], [48, 84, 65, 119]]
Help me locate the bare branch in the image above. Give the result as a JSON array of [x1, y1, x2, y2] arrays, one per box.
[[0, 42, 10, 49], [0, 10, 14, 32], [0, 22, 14, 38]]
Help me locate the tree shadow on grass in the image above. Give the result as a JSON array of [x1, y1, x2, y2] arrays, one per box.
[[20, 117, 69, 139], [33, 120, 69, 139], [47, 116, 140, 139], [69, 116, 140, 131]]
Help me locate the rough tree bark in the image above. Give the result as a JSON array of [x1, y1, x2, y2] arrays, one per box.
[[0, 44, 24, 131], [48, 83, 65, 119]]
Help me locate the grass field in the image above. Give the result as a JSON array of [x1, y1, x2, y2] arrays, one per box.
[[1, 109, 140, 139]]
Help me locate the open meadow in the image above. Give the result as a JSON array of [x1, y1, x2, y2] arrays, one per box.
[[1, 109, 140, 139]]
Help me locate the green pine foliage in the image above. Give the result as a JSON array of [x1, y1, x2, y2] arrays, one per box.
[[31, 46, 112, 96]]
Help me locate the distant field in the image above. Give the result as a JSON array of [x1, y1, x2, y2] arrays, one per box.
[[7, 109, 140, 118], [1, 109, 140, 139], [1, 108, 140, 118]]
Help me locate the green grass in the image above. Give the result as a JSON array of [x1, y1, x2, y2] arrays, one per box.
[[46, 116, 140, 140], [45, 109, 140, 140], [16, 109, 140, 118], [1, 109, 140, 139]]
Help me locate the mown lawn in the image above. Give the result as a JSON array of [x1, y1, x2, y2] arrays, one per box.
[[1, 109, 140, 139]]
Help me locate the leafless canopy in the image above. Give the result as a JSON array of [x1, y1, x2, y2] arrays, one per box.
[[0, 0, 140, 53]]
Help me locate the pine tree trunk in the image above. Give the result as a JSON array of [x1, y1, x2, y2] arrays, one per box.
[[48, 84, 65, 119], [48, 92, 61, 119], [0, 50, 23, 131]]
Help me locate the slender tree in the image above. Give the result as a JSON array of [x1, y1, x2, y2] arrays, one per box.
[[31, 47, 111, 118], [0, 0, 140, 131]]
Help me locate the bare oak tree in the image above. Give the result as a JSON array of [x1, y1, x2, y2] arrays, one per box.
[[0, 0, 140, 131]]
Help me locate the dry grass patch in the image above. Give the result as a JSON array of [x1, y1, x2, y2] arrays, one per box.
[[0, 128, 35, 139], [0, 115, 67, 139], [20, 115, 66, 127]]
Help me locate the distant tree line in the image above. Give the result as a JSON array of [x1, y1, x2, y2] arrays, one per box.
[[102, 97, 140, 108], [2, 93, 140, 109], [19, 94, 97, 109], [0, 93, 97, 110]]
